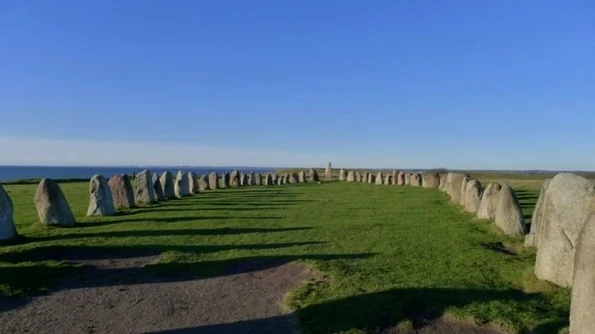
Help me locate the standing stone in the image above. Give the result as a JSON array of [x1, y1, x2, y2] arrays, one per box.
[[153, 176, 166, 202], [0, 185, 18, 241], [445, 173, 469, 205], [254, 173, 262, 186], [384, 173, 391, 185], [361, 172, 368, 183], [410, 173, 422, 187], [375, 172, 384, 185], [87, 175, 116, 216], [397, 172, 405, 186], [325, 162, 333, 181], [288, 173, 298, 184], [208, 172, 219, 190], [230, 170, 240, 187], [535, 173, 595, 287], [309, 168, 319, 182], [404, 173, 411, 185], [368, 173, 375, 184], [339, 169, 347, 181], [477, 183, 502, 221], [160, 171, 175, 199], [392, 170, 398, 185], [264, 173, 273, 185], [439, 173, 447, 191], [347, 171, 356, 182], [459, 177, 471, 206], [494, 184, 526, 238], [272, 174, 278, 184], [188, 172, 199, 194], [248, 172, 256, 185], [199, 174, 209, 191], [134, 170, 156, 204], [464, 180, 483, 214], [34, 178, 76, 226], [298, 171, 306, 183], [239, 172, 245, 186], [422, 173, 440, 189], [570, 212, 595, 333], [355, 172, 362, 183], [175, 171, 190, 197], [109, 174, 136, 209], [525, 179, 552, 248]]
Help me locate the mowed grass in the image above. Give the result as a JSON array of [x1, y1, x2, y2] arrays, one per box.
[[0, 180, 570, 333]]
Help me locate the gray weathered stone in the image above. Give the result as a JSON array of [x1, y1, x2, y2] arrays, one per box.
[[464, 180, 483, 214], [570, 212, 595, 333], [494, 184, 527, 238], [109, 174, 136, 209], [208, 172, 218, 190], [153, 176, 166, 201], [175, 171, 190, 197], [254, 173, 262, 186], [87, 175, 116, 216], [271, 174, 278, 184], [410, 173, 422, 187], [459, 177, 470, 206], [309, 169, 319, 182], [445, 172, 468, 205], [397, 172, 405, 186], [188, 172, 198, 193], [230, 170, 240, 187], [477, 183, 502, 221], [298, 171, 306, 183], [264, 173, 273, 185], [422, 173, 440, 189], [439, 173, 447, 191], [248, 172, 256, 185], [384, 173, 391, 185], [361, 172, 368, 183], [134, 170, 156, 204], [375, 172, 384, 185], [288, 173, 298, 184], [219, 172, 230, 188], [347, 171, 355, 182], [34, 178, 76, 226], [368, 173, 375, 184], [339, 169, 347, 181], [392, 170, 398, 185], [325, 162, 332, 181], [0, 185, 17, 241], [535, 173, 595, 287], [404, 173, 411, 185], [160, 171, 175, 199], [525, 179, 552, 248], [198, 174, 209, 192]]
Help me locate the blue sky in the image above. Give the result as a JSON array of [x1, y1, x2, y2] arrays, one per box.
[[1, 1, 594, 169]]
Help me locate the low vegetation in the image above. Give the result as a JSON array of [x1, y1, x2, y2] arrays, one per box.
[[0, 176, 570, 333]]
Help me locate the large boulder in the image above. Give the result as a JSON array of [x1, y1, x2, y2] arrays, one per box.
[[410, 173, 422, 187], [34, 178, 76, 226], [160, 171, 175, 199], [0, 185, 18, 241], [339, 169, 347, 181], [108, 174, 136, 209], [198, 174, 209, 192], [464, 180, 483, 214], [404, 173, 411, 185], [397, 172, 405, 186], [248, 172, 256, 185], [525, 179, 552, 248], [264, 173, 273, 185], [477, 183, 502, 221], [152, 175, 166, 202], [459, 177, 470, 206], [375, 172, 384, 185], [298, 171, 306, 183], [570, 212, 595, 333], [535, 173, 595, 287], [384, 173, 391, 185], [219, 172, 230, 188], [288, 173, 298, 184], [439, 173, 447, 191], [175, 171, 190, 197], [254, 173, 262, 186], [422, 173, 440, 189], [494, 184, 527, 237], [392, 171, 398, 185], [208, 172, 219, 190], [87, 175, 116, 216], [188, 172, 199, 193], [271, 174, 278, 184], [230, 170, 240, 187], [445, 173, 468, 205], [347, 171, 356, 182], [361, 172, 368, 183], [325, 162, 332, 180], [309, 168, 319, 182], [134, 170, 156, 204]]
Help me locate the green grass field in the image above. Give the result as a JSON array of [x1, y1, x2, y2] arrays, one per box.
[[0, 177, 570, 333]]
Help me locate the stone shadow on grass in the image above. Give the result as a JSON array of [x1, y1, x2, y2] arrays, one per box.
[[28, 227, 314, 243], [148, 287, 568, 334]]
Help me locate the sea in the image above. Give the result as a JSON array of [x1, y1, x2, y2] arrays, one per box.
[[0, 166, 276, 183]]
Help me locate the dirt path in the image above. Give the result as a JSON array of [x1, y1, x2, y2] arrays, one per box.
[[0, 257, 310, 334]]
